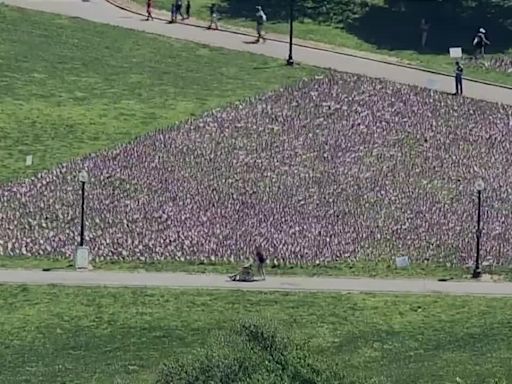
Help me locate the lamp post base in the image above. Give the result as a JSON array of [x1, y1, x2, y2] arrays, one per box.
[[75, 246, 91, 271], [286, 57, 294, 66], [472, 268, 482, 279]]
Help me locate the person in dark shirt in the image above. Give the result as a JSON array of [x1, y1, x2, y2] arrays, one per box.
[[175, 0, 185, 20], [420, 18, 430, 49], [169, 3, 177, 23], [255, 246, 266, 280], [207, 3, 219, 30], [185, 0, 191, 19], [455, 61, 464, 96], [146, 0, 154, 21]]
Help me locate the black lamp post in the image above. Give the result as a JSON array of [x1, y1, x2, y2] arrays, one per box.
[[286, 0, 294, 66], [78, 170, 89, 247], [472, 179, 484, 279]]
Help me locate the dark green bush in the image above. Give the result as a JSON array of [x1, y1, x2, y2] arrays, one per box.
[[155, 318, 349, 384]]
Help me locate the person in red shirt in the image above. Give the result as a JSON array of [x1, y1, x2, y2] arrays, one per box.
[[146, 0, 154, 21]]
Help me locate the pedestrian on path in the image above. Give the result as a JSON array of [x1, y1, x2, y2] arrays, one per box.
[[473, 28, 490, 58], [255, 5, 267, 43], [169, 3, 176, 23], [420, 18, 430, 49], [454, 61, 464, 95], [185, 0, 191, 19], [175, 0, 185, 21], [207, 3, 219, 30], [146, 0, 154, 21], [255, 246, 266, 281]]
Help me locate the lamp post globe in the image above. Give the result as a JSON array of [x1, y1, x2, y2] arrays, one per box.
[[79, 170, 89, 183]]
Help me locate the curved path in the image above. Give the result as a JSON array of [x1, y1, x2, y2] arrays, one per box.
[[1, 269, 512, 296], [3, 0, 512, 105]]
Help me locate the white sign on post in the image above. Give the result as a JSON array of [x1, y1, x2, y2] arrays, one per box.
[[449, 47, 463, 59], [25, 155, 33, 166], [395, 256, 410, 269]]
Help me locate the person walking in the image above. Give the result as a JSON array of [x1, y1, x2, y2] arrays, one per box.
[[473, 28, 490, 58], [146, 0, 154, 21], [420, 18, 430, 49], [255, 246, 266, 280], [207, 3, 219, 30], [454, 61, 464, 96], [255, 5, 267, 43], [175, 0, 185, 20], [169, 3, 177, 23], [185, 0, 191, 19]]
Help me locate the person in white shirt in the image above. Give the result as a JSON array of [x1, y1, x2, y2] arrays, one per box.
[[255, 6, 267, 43], [473, 28, 490, 58]]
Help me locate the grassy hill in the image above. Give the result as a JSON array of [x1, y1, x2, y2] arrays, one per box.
[[1, 285, 512, 383], [0, 5, 319, 183]]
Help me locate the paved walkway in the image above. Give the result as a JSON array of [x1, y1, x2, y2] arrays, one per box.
[[108, 0, 411, 66], [2, 269, 512, 296], [4, 0, 512, 105]]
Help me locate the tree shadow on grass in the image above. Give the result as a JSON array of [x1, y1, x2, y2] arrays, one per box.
[[345, 1, 512, 55], [218, 0, 289, 22], [219, 0, 512, 55]]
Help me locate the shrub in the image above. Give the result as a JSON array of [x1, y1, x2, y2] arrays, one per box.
[[155, 318, 348, 384]]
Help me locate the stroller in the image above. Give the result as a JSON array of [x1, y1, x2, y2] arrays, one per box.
[[229, 262, 255, 282]]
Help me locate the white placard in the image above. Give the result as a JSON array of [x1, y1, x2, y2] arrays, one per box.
[[395, 256, 410, 269], [25, 155, 33, 166], [449, 47, 463, 58], [75, 246, 90, 270]]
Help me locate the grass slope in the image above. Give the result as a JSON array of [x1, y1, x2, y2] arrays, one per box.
[[1, 285, 512, 384], [135, 0, 512, 86], [0, 5, 318, 182]]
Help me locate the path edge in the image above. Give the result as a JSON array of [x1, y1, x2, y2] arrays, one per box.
[[103, 0, 512, 91]]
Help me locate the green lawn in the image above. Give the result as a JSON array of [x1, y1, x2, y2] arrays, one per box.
[[136, 0, 512, 87], [4, 255, 512, 281], [1, 285, 512, 383], [0, 5, 319, 183]]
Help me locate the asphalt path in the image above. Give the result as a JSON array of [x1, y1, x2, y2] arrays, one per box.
[[1, 269, 512, 296]]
